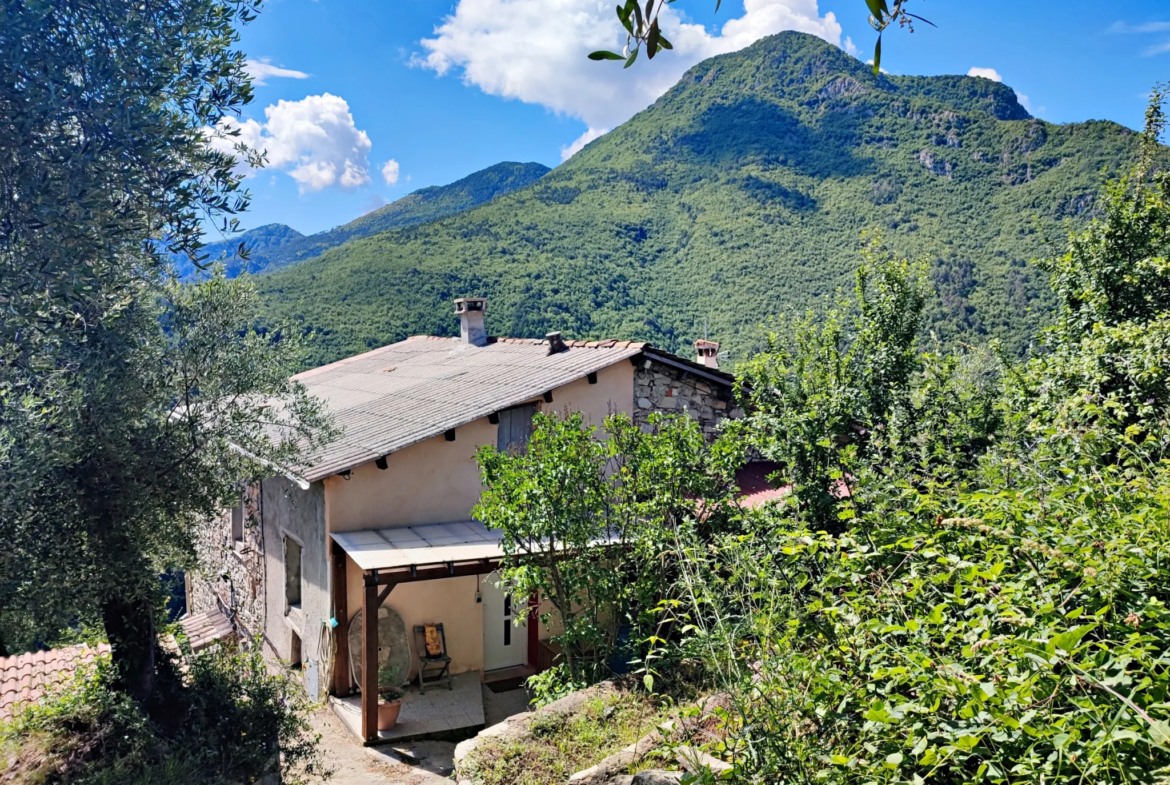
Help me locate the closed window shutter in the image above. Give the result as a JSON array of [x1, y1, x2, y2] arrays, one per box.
[[497, 404, 536, 453]]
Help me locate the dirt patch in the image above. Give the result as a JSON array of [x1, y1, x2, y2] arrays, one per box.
[[308, 706, 455, 785]]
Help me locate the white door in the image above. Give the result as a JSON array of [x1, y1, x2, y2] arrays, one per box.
[[482, 576, 527, 671]]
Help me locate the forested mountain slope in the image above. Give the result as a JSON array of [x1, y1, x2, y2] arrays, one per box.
[[178, 161, 549, 278], [257, 32, 1146, 366]]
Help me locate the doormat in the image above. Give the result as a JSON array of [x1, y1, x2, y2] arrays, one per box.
[[486, 676, 527, 693]]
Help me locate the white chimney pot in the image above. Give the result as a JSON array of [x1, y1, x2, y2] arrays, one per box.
[[454, 297, 488, 347]]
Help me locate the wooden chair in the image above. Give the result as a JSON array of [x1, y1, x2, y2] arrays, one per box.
[[413, 623, 452, 694]]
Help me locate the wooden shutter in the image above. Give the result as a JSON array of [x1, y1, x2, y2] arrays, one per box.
[[497, 404, 536, 453]]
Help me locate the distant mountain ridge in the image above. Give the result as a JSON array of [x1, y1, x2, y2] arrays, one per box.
[[176, 161, 550, 278], [257, 32, 1151, 367]]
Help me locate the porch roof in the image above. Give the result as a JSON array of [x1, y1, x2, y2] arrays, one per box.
[[330, 520, 504, 572]]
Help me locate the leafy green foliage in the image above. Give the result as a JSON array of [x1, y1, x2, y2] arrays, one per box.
[[651, 93, 1170, 784], [257, 32, 1149, 368], [735, 234, 929, 527], [0, 271, 335, 690], [474, 411, 741, 680], [176, 161, 550, 278], [2, 646, 324, 784]]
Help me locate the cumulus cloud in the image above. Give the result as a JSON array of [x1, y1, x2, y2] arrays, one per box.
[[419, 0, 847, 135], [967, 66, 1003, 82], [208, 94, 374, 193], [381, 159, 401, 185], [560, 126, 608, 160], [245, 59, 310, 85]]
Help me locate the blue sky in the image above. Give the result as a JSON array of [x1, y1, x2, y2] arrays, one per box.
[[221, 0, 1170, 237]]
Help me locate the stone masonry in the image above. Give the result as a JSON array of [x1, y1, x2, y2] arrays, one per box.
[[188, 485, 266, 643], [635, 358, 741, 440]]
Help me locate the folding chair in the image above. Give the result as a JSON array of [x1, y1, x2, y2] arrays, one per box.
[[413, 623, 452, 694]]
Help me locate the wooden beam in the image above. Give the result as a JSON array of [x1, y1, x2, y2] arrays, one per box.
[[370, 559, 501, 586], [332, 543, 351, 696], [444, 428, 456, 441], [361, 571, 380, 742], [543, 390, 554, 403], [586, 371, 597, 385], [488, 412, 500, 425]]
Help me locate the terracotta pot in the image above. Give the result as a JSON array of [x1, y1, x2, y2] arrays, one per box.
[[377, 697, 402, 731]]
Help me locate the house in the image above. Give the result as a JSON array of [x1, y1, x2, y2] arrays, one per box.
[[188, 298, 737, 741]]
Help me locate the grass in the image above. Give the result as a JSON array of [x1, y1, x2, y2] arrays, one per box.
[[465, 689, 672, 785]]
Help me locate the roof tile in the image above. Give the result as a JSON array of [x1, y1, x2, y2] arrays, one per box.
[[0, 643, 111, 719]]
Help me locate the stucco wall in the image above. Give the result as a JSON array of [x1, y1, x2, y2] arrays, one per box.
[[260, 477, 329, 699], [339, 556, 483, 689], [325, 359, 636, 534]]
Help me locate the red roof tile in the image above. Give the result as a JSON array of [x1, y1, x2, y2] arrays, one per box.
[[179, 609, 235, 652], [735, 462, 792, 509], [0, 643, 111, 720]]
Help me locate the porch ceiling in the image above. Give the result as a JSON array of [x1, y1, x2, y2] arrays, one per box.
[[331, 520, 504, 572]]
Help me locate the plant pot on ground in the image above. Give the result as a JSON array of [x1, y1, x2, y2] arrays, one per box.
[[377, 662, 406, 731]]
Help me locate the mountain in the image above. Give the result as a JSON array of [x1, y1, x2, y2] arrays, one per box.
[[257, 32, 1147, 367], [177, 161, 550, 278]]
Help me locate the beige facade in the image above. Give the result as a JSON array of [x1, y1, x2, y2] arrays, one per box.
[[329, 360, 633, 688], [189, 333, 733, 703]]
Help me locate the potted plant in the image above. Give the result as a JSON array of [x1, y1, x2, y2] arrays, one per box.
[[377, 662, 405, 731]]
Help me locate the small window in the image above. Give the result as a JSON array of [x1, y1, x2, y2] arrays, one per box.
[[284, 536, 302, 611], [289, 630, 302, 668], [230, 503, 244, 548]]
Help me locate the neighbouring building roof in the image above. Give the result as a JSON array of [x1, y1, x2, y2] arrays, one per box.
[[179, 608, 235, 652], [331, 520, 505, 572], [294, 335, 651, 481], [0, 643, 111, 720], [735, 461, 791, 509]]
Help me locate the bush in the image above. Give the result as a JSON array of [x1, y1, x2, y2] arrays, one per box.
[[2, 644, 324, 784]]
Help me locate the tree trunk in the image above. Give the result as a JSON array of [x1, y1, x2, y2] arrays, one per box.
[[101, 594, 157, 703]]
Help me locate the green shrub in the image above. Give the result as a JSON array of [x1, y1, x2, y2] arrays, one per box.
[[3, 644, 324, 784]]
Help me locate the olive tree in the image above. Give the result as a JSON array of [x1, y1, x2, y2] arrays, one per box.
[[0, 0, 337, 704]]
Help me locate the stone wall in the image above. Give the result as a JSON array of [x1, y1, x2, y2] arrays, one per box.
[[189, 485, 266, 642], [634, 358, 741, 439], [188, 478, 330, 701]]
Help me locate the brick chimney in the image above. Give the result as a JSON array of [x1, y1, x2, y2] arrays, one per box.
[[454, 297, 487, 347], [695, 339, 719, 369]]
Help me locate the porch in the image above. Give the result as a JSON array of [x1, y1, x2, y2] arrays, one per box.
[[329, 671, 485, 743], [330, 520, 534, 744]]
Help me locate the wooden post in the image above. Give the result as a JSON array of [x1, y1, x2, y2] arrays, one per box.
[[361, 571, 379, 742], [331, 543, 350, 696]]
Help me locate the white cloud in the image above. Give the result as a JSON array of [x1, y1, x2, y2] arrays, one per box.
[[1146, 40, 1170, 56], [207, 94, 374, 193], [1108, 20, 1170, 34], [381, 159, 401, 185], [245, 59, 310, 86], [1016, 92, 1034, 112], [419, 0, 847, 134], [560, 127, 608, 160], [967, 66, 1003, 82]]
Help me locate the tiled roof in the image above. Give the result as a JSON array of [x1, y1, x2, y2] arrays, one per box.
[[179, 609, 235, 652], [293, 335, 646, 481], [0, 643, 111, 719], [735, 462, 791, 509]]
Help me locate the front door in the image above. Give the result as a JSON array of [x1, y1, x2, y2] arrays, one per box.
[[482, 575, 527, 671]]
